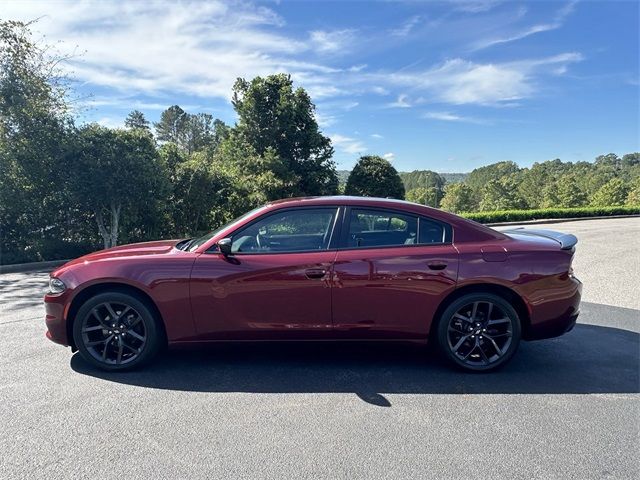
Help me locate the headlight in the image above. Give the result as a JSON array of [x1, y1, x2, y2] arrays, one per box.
[[48, 277, 66, 294]]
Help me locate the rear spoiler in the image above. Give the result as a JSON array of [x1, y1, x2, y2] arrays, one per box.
[[500, 228, 578, 250]]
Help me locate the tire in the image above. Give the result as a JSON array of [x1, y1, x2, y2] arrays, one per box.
[[436, 293, 521, 372], [72, 291, 162, 371]]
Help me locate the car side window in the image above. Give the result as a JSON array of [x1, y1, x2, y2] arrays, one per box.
[[419, 217, 447, 244], [231, 208, 338, 253], [347, 209, 418, 248]]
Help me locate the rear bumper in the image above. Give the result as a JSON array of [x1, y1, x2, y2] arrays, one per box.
[[524, 275, 582, 341]]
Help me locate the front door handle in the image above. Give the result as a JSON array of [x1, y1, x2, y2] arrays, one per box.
[[305, 268, 327, 279], [427, 262, 447, 271]]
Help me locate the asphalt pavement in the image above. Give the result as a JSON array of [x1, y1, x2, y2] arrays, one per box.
[[0, 217, 638, 479]]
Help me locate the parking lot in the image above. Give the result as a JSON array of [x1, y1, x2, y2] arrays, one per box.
[[1, 217, 638, 479]]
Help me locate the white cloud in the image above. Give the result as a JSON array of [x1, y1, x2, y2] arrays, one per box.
[[387, 94, 412, 108], [371, 133, 383, 139], [472, 0, 578, 51], [309, 29, 356, 54], [330, 134, 366, 155], [382, 53, 583, 105], [383, 152, 395, 161], [2, 0, 584, 114], [422, 111, 487, 124], [390, 16, 422, 37]]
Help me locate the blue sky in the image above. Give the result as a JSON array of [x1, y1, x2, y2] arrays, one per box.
[[5, 0, 639, 171]]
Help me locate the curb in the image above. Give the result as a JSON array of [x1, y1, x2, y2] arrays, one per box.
[[486, 214, 639, 227], [0, 259, 69, 275]]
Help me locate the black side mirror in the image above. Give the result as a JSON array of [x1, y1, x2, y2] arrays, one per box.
[[217, 238, 233, 256]]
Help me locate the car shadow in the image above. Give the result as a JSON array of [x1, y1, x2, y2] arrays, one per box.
[[71, 321, 639, 404]]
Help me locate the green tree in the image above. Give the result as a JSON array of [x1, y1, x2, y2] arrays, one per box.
[[465, 161, 521, 202], [440, 183, 476, 213], [154, 105, 188, 146], [518, 159, 571, 208], [542, 173, 587, 208], [626, 177, 640, 206], [345, 155, 405, 199], [0, 20, 81, 263], [69, 125, 169, 248], [171, 151, 235, 236], [406, 187, 438, 207], [590, 178, 629, 207], [124, 110, 150, 131], [214, 131, 290, 214], [479, 178, 526, 211], [232, 74, 337, 196]]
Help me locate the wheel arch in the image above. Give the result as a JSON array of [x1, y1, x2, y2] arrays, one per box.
[[66, 282, 168, 350], [429, 283, 531, 341]]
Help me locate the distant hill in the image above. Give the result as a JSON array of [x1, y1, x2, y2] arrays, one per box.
[[337, 169, 468, 188]]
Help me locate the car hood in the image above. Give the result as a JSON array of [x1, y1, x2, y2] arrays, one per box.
[[55, 239, 182, 271]]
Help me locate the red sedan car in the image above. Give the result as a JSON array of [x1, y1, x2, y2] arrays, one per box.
[[44, 196, 581, 372]]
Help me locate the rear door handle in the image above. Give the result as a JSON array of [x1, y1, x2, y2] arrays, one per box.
[[305, 268, 327, 279], [427, 262, 447, 271]]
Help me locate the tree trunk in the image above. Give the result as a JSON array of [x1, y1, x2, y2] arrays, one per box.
[[95, 209, 110, 249], [95, 204, 122, 249], [110, 203, 121, 247]]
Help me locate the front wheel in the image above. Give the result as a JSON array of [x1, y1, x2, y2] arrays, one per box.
[[73, 292, 161, 371], [436, 293, 521, 372]]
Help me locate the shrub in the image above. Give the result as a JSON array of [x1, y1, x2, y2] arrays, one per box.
[[461, 206, 640, 224]]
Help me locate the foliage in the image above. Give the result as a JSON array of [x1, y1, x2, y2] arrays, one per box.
[[626, 177, 640, 206], [406, 187, 439, 207], [345, 155, 405, 199], [480, 177, 526, 211], [68, 125, 169, 248], [465, 161, 520, 202], [125, 110, 150, 131], [590, 178, 629, 207], [232, 74, 338, 196], [440, 183, 476, 213], [462, 206, 640, 224]]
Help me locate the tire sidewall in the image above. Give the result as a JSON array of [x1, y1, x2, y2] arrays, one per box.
[[437, 293, 522, 372], [73, 292, 160, 371]]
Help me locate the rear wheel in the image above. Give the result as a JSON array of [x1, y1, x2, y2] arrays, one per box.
[[436, 293, 521, 372], [73, 292, 161, 371]]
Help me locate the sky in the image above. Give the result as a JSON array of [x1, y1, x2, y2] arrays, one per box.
[[3, 0, 639, 172]]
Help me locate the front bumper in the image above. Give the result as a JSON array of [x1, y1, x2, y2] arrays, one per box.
[[44, 292, 71, 346]]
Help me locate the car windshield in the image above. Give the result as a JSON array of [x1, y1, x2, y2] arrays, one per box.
[[186, 206, 266, 252]]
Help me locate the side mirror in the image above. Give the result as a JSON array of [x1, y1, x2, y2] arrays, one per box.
[[217, 238, 233, 256]]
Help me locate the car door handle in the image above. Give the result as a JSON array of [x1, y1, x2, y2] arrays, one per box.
[[427, 262, 447, 271], [305, 268, 327, 279]]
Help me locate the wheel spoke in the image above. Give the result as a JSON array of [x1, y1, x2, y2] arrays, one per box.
[[128, 315, 142, 328], [478, 343, 490, 364], [82, 325, 104, 333], [471, 302, 478, 321], [101, 335, 114, 360], [453, 313, 472, 323], [487, 318, 510, 326], [127, 330, 145, 342], [486, 302, 493, 321], [118, 306, 131, 320], [92, 309, 111, 329], [104, 303, 118, 323], [121, 340, 139, 353], [116, 340, 124, 364], [452, 334, 471, 352], [86, 338, 108, 346], [483, 334, 503, 356]]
